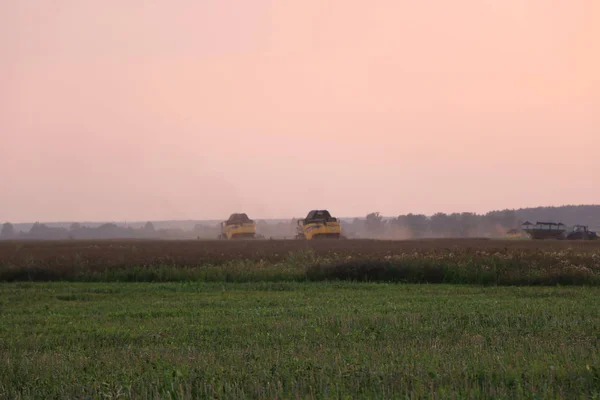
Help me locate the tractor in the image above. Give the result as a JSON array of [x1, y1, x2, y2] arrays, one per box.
[[565, 225, 598, 240]]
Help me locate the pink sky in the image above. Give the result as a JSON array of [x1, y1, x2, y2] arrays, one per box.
[[1, 0, 598, 222]]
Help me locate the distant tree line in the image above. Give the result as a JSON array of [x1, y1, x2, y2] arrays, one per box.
[[343, 210, 519, 239], [342, 205, 600, 239], [0, 221, 196, 241], [512, 205, 600, 227], [1, 205, 598, 240]]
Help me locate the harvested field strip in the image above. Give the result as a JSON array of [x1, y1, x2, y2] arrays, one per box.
[[1, 239, 599, 268], [1, 244, 599, 285]]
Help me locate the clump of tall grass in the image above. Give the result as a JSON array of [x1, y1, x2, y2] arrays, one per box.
[[306, 256, 600, 286]]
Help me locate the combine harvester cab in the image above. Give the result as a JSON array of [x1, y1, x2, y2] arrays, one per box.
[[522, 221, 566, 240], [219, 213, 257, 240], [296, 210, 342, 240]]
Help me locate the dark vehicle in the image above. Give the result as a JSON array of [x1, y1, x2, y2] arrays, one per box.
[[565, 225, 598, 240]]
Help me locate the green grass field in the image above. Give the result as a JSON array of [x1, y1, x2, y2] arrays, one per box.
[[1, 282, 599, 399]]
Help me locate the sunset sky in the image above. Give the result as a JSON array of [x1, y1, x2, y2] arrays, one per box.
[[1, 0, 598, 222]]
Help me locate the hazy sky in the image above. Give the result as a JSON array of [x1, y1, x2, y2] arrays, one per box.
[[1, 0, 598, 222]]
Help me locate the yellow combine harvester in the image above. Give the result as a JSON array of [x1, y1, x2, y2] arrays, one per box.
[[219, 213, 256, 240], [296, 210, 342, 240]]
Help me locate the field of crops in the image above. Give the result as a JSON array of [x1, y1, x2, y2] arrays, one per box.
[[1, 239, 600, 398], [2, 282, 599, 399], [1, 239, 599, 285]]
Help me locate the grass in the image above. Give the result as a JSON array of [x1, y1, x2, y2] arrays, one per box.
[[1, 282, 599, 399], [1, 240, 599, 398]]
